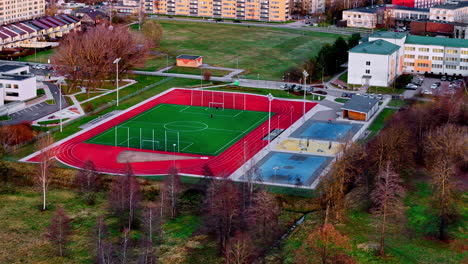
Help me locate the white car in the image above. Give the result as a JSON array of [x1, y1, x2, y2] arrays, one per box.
[[406, 83, 418, 90], [430, 83, 438, 89], [422, 90, 433, 95]]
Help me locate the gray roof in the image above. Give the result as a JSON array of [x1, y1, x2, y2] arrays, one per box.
[[0, 64, 26, 73], [432, 2, 468, 10], [0, 74, 35, 81], [341, 95, 378, 114], [177, 54, 202, 60]]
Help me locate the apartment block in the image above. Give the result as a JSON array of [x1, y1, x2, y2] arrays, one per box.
[[392, 0, 446, 8], [429, 1, 468, 22], [130, 0, 291, 21], [0, 64, 36, 104], [0, 0, 46, 25], [348, 32, 468, 87]]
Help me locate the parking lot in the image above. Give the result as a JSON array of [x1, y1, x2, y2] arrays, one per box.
[[414, 76, 464, 97]]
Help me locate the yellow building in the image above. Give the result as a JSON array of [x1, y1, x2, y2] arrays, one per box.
[[0, 0, 45, 25], [150, 0, 291, 22]]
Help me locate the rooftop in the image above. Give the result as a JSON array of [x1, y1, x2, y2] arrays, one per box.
[[0, 64, 27, 73], [341, 95, 379, 114], [369, 31, 408, 40], [0, 74, 34, 81], [177, 55, 202, 60], [349, 39, 400, 55], [432, 2, 468, 10], [405, 35, 468, 48]]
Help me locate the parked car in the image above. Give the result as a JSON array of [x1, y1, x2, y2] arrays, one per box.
[[441, 76, 447, 81], [368, 94, 375, 99], [362, 93, 369, 98], [447, 76, 453, 82], [306, 87, 314, 93], [348, 93, 355, 98], [341, 92, 349, 98], [280, 84, 288, 89], [430, 83, 439, 89], [406, 83, 418, 90], [377, 94, 383, 100], [422, 90, 433, 95], [233, 19, 242, 23]]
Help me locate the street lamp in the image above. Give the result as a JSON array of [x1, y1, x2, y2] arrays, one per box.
[[302, 70, 308, 120], [57, 77, 66, 133], [113, 58, 121, 106], [267, 93, 274, 144]]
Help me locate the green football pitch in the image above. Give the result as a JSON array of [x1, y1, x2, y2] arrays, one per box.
[[86, 104, 271, 156]]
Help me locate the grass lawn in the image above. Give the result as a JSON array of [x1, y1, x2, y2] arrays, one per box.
[[339, 72, 348, 83], [17, 49, 55, 63], [335, 98, 349, 103], [366, 108, 397, 140], [142, 20, 343, 80], [0, 115, 11, 121], [366, 86, 406, 95], [86, 103, 269, 155], [165, 66, 231, 77], [207, 85, 325, 100], [387, 99, 406, 108], [46, 99, 55, 105]]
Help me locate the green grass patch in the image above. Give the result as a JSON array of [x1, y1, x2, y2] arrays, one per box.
[[45, 99, 55, 105], [37, 118, 70, 126], [146, 20, 344, 80], [164, 214, 202, 240], [0, 115, 11, 121], [17, 49, 55, 63], [86, 104, 269, 155], [339, 72, 348, 83], [366, 86, 405, 95], [37, 89, 45, 95], [165, 66, 231, 77], [365, 108, 397, 140], [387, 99, 406, 108], [335, 98, 349, 103]]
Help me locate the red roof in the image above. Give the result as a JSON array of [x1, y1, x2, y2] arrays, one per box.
[[31, 20, 51, 30], [13, 23, 36, 34], [0, 28, 18, 38], [0, 32, 9, 40], [57, 14, 75, 24], [37, 18, 58, 28], [46, 17, 66, 26]]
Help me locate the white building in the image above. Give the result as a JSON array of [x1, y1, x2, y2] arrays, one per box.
[[0, 64, 36, 104], [430, 1, 468, 22], [0, 0, 46, 25], [348, 32, 468, 87]]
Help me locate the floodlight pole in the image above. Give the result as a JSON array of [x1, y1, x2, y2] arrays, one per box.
[[267, 93, 274, 144], [114, 58, 121, 106], [173, 143, 176, 166], [302, 70, 308, 121], [59, 81, 62, 132]]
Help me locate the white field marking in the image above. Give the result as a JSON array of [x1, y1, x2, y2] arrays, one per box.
[[125, 120, 244, 133], [213, 113, 269, 155], [178, 105, 191, 112], [180, 142, 194, 152]]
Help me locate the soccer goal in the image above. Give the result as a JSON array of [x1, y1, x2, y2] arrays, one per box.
[[208, 102, 224, 110]]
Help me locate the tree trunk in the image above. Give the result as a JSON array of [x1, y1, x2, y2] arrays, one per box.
[[42, 176, 47, 211], [379, 205, 387, 256]]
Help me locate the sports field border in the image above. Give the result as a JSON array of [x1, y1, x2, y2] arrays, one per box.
[[21, 88, 317, 177]]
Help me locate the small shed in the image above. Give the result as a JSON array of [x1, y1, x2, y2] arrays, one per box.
[[176, 55, 203, 67], [341, 95, 379, 121]]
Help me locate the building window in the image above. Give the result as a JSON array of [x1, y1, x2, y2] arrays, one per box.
[[446, 49, 458, 54], [445, 65, 457, 69], [432, 48, 444, 53], [461, 50, 468, 55], [417, 63, 429, 68], [6, 92, 19, 97], [405, 46, 415, 51], [446, 57, 458, 62], [432, 64, 443, 68], [418, 55, 429, 60], [366, 61, 371, 66], [461, 58, 468, 63], [418, 48, 429, 52], [432, 56, 443, 60], [5, 84, 11, 88], [365, 69, 370, 74], [460, 66, 468, 70], [404, 54, 415, 59], [404, 62, 414, 66]]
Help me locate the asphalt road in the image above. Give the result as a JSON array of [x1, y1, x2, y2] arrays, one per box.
[[1, 82, 68, 126]]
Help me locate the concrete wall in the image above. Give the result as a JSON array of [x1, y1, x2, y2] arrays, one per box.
[[348, 52, 397, 87], [2, 77, 36, 101]]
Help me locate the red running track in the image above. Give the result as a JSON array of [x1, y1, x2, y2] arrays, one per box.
[[25, 89, 317, 176]]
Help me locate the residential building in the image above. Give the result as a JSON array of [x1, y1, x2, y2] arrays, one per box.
[[410, 19, 468, 39], [117, 0, 291, 22], [392, 0, 446, 8], [0, 0, 46, 25], [342, 5, 381, 28], [0, 15, 81, 50], [348, 32, 468, 87], [429, 1, 468, 22], [0, 64, 36, 104]]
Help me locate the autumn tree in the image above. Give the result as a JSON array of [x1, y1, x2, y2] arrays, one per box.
[[35, 133, 55, 211], [161, 166, 182, 219], [295, 224, 355, 264], [245, 190, 281, 245], [424, 124, 467, 240], [370, 161, 405, 255], [203, 71, 212, 82], [94, 215, 114, 264], [108, 164, 142, 229], [139, 203, 160, 264], [46, 207, 72, 257], [141, 19, 164, 46], [51, 25, 153, 94], [75, 159, 102, 205], [224, 231, 257, 264], [0, 122, 34, 148], [204, 179, 242, 249]]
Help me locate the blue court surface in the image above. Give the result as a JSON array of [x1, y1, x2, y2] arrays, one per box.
[[256, 152, 332, 186], [291, 120, 361, 141]]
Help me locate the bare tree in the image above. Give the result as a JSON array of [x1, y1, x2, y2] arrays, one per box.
[[245, 190, 281, 244], [120, 228, 131, 264], [75, 159, 102, 205], [0, 122, 34, 148], [203, 71, 212, 82], [108, 164, 142, 229], [45, 206, 72, 257], [94, 215, 115, 264], [424, 124, 467, 240], [162, 166, 182, 219], [224, 231, 257, 264], [35, 133, 55, 211], [370, 161, 405, 255], [204, 179, 242, 249], [139, 203, 160, 264]]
